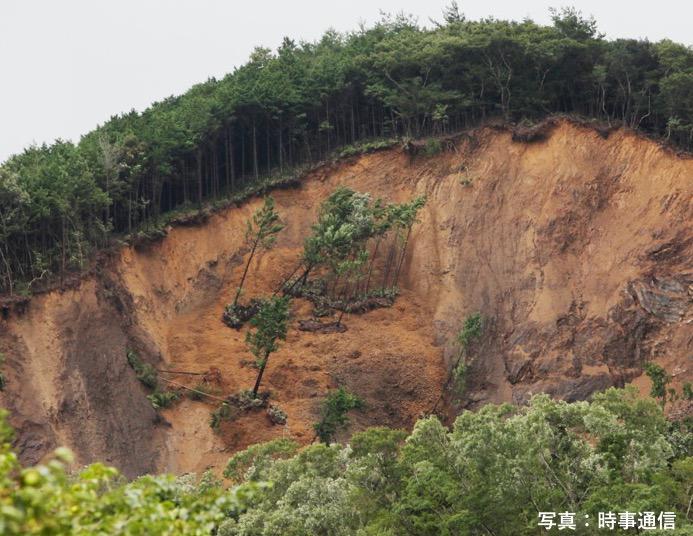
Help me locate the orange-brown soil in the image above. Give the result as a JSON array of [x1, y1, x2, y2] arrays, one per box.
[[1, 119, 691, 477]]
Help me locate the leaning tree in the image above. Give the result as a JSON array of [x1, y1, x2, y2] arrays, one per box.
[[246, 295, 291, 397], [232, 196, 284, 307]]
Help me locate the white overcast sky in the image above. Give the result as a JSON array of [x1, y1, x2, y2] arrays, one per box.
[[1, 0, 691, 163]]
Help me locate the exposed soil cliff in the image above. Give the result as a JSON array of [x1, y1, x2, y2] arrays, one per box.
[[0, 120, 690, 476]]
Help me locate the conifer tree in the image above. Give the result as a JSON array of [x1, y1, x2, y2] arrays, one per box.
[[233, 196, 284, 307], [246, 296, 291, 397]]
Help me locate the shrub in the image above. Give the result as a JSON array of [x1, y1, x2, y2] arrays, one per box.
[[335, 138, 397, 158], [683, 382, 693, 400], [231, 389, 268, 410], [313, 388, 364, 445], [147, 390, 180, 409], [210, 402, 234, 431], [126, 350, 158, 389], [644, 362, 669, 406], [511, 119, 556, 142], [424, 138, 442, 156], [188, 382, 213, 401], [267, 405, 287, 425], [222, 299, 262, 329]]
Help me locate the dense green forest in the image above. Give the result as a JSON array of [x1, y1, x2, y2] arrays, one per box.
[[1, 5, 692, 295], [0, 388, 690, 534]]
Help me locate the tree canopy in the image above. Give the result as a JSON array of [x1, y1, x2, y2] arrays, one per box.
[[3, 389, 688, 534], [2, 6, 692, 295]]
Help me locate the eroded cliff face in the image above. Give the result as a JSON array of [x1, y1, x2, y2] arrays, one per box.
[[0, 120, 690, 476]]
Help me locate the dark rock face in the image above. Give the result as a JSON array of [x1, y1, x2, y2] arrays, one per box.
[[630, 276, 690, 323], [496, 274, 691, 406]]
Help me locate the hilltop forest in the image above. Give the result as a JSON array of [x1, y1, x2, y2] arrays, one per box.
[[1, 5, 693, 295]]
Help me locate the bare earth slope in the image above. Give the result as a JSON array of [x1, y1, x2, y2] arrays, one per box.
[[0, 120, 690, 476]]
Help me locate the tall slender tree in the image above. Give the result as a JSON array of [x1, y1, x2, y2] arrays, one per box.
[[233, 196, 284, 307], [246, 296, 291, 397]]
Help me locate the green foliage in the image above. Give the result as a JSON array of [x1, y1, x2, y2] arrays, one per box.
[[0, 409, 265, 534], [457, 312, 483, 350], [334, 138, 397, 158], [223, 298, 262, 329], [0, 391, 691, 534], [188, 381, 213, 401], [424, 138, 442, 156], [451, 312, 483, 395], [212, 388, 692, 535], [313, 388, 364, 445], [297, 187, 424, 304], [126, 350, 158, 389], [232, 389, 267, 410], [2, 13, 693, 295], [224, 438, 299, 482], [147, 389, 181, 409], [644, 362, 670, 406], [210, 402, 234, 431], [267, 404, 287, 425], [232, 197, 284, 308], [683, 382, 693, 400], [246, 297, 291, 364], [249, 197, 284, 249]]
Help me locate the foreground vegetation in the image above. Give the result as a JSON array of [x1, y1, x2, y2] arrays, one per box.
[[2, 5, 692, 295], [1, 388, 690, 535]]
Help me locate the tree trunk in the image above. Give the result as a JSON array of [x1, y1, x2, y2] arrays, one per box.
[[278, 115, 283, 173], [233, 235, 260, 307], [266, 115, 271, 176], [0, 245, 13, 295], [197, 148, 203, 208], [364, 237, 381, 294], [228, 130, 236, 191], [252, 350, 270, 396], [381, 244, 396, 290], [274, 261, 302, 296], [224, 129, 231, 193], [252, 119, 259, 181], [393, 226, 412, 288]]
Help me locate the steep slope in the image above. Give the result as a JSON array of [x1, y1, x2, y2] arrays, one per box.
[[0, 120, 690, 476]]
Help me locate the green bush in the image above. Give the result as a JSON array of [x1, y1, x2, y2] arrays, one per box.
[[267, 405, 287, 425], [210, 402, 234, 431], [424, 138, 442, 156], [188, 382, 213, 401], [147, 390, 180, 409], [232, 389, 267, 410], [0, 390, 691, 534], [313, 387, 364, 445], [644, 362, 669, 406], [0, 406, 264, 534], [126, 350, 158, 389]]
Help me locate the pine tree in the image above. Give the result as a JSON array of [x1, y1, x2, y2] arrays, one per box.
[[246, 296, 291, 397], [233, 196, 284, 307]]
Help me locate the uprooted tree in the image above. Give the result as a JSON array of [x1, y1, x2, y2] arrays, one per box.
[[285, 187, 425, 322], [246, 295, 291, 397], [223, 196, 284, 328], [234, 196, 284, 306]]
